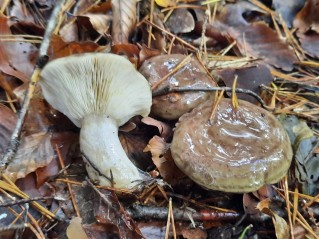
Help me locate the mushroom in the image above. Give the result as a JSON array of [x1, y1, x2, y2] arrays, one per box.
[[39, 53, 152, 189], [170, 98, 293, 193], [139, 54, 216, 120]]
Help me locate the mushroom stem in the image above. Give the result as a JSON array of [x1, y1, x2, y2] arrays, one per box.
[[80, 115, 142, 189]]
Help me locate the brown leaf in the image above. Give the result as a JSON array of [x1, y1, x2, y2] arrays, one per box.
[[66, 217, 88, 239], [0, 16, 29, 83], [216, 64, 273, 103], [141, 117, 172, 139], [0, 104, 17, 155], [93, 189, 144, 239], [228, 22, 298, 71], [166, 8, 195, 34], [111, 0, 137, 44], [296, 29, 319, 58], [144, 136, 185, 185], [272, 0, 305, 28], [294, 0, 319, 33], [5, 132, 54, 182]]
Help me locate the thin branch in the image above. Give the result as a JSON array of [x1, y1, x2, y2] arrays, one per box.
[[0, 196, 56, 207], [152, 86, 270, 110], [0, 0, 67, 170]]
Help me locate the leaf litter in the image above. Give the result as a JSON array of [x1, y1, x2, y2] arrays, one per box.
[[0, 0, 319, 238]]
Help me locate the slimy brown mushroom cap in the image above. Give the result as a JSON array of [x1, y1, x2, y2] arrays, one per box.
[[139, 54, 216, 120], [171, 99, 293, 193]]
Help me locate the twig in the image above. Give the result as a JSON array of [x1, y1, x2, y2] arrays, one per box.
[[0, 0, 67, 170], [0, 196, 56, 207], [152, 86, 269, 109], [56, 145, 81, 218], [127, 204, 240, 221]]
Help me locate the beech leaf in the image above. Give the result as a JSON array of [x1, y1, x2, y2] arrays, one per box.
[[111, 0, 137, 44], [5, 132, 54, 182]]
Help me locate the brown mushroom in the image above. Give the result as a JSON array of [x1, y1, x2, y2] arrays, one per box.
[[170, 99, 293, 193], [139, 54, 216, 120]]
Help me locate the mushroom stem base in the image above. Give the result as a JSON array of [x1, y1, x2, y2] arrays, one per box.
[[80, 115, 143, 189]]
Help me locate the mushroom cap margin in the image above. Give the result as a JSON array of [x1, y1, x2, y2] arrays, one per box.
[[39, 53, 152, 127]]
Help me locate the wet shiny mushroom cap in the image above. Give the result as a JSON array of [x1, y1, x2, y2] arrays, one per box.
[[139, 54, 216, 120], [170, 99, 293, 193]]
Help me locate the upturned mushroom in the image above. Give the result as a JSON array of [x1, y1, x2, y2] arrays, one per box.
[[39, 53, 152, 189], [170, 99, 293, 193]]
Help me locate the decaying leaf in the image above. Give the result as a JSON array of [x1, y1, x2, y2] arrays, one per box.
[[257, 199, 289, 239], [141, 117, 172, 139], [112, 0, 137, 44], [215, 64, 273, 103], [272, 0, 305, 28], [0, 16, 30, 82], [144, 136, 185, 185], [166, 8, 195, 34], [294, 0, 319, 33], [278, 115, 319, 195], [5, 132, 54, 182], [155, 0, 176, 8], [66, 217, 88, 239], [227, 22, 298, 71], [0, 104, 17, 156]]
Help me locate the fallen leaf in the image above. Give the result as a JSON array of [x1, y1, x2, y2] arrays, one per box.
[[155, 0, 176, 8], [67, 217, 88, 239], [141, 117, 172, 139], [0, 16, 29, 83], [0, 104, 17, 156], [272, 0, 305, 28], [5, 132, 54, 182], [228, 22, 298, 71], [256, 198, 290, 239], [294, 0, 319, 33], [144, 136, 185, 185], [166, 8, 195, 34], [112, 0, 137, 44], [296, 30, 319, 58], [216, 64, 273, 103]]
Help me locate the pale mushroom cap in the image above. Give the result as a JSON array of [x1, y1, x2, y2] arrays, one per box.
[[170, 99, 293, 193], [39, 53, 152, 127]]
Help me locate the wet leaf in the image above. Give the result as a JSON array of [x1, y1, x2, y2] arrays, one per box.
[[112, 0, 137, 44], [5, 132, 54, 182]]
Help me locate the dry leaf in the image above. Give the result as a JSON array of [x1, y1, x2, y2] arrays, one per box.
[[0, 104, 17, 155], [155, 0, 176, 8], [141, 117, 172, 139], [272, 0, 305, 28], [0, 16, 29, 82], [256, 198, 290, 239], [78, 14, 112, 36], [67, 217, 88, 239], [112, 0, 137, 44], [144, 136, 185, 185], [294, 0, 319, 33], [166, 8, 195, 34], [228, 22, 298, 71], [5, 132, 54, 182]]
